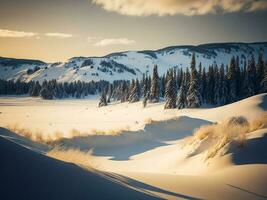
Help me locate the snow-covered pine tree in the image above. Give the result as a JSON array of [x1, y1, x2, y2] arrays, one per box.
[[187, 53, 202, 108], [143, 92, 149, 108], [106, 84, 113, 103], [98, 92, 107, 107], [198, 62, 203, 97], [40, 80, 53, 100], [150, 65, 160, 102], [29, 81, 41, 97], [120, 81, 128, 103], [177, 68, 183, 89], [128, 79, 140, 103], [185, 67, 190, 91], [160, 74, 166, 98], [164, 70, 176, 109], [177, 79, 187, 109], [201, 68, 207, 103], [141, 74, 147, 98], [136, 78, 141, 98]]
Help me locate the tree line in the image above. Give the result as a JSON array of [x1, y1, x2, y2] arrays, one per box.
[[0, 52, 266, 110], [0, 79, 109, 99], [99, 53, 267, 109]]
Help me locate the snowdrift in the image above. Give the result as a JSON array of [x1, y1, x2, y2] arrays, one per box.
[[1, 94, 267, 199], [0, 134, 160, 200]]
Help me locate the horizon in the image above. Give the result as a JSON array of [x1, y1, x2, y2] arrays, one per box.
[[1, 40, 267, 63]]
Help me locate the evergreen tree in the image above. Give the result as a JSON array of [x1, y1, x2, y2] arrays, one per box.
[[261, 61, 267, 92], [198, 62, 203, 97], [214, 64, 221, 105], [40, 80, 53, 100], [246, 55, 257, 97], [256, 53, 265, 92], [106, 84, 113, 103], [219, 64, 228, 105], [201, 68, 207, 103], [98, 92, 107, 107], [187, 53, 202, 108], [128, 79, 140, 103], [143, 92, 149, 108], [160, 74, 166, 98], [228, 56, 237, 103], [150, 65, 160, 102], [164, 70, 176, 109], [236, 56, 241, 98], [29, 81, 41, 97], [177, 79, 187, 109]]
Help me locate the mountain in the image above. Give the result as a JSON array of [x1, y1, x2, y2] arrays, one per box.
[[1, 42, 267, 83]]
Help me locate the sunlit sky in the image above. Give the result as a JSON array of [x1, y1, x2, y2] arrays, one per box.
[[0, 0, 267, 62]]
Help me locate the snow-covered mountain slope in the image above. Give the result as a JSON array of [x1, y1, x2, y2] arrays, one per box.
[[1, 42, 267, 83]]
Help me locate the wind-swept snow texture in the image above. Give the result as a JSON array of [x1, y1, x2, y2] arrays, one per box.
[[1, 42, 267, 83]]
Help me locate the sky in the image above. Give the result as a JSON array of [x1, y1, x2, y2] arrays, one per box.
[[0, 0, 267, 62]]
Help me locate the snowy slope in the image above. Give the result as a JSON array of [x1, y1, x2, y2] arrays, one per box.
[[1, 42, 267, 83]]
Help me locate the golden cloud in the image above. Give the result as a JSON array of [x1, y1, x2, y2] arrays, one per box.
[[92, 0, 267, 16]]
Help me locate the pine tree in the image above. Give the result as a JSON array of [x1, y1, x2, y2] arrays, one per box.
[[198, 62, 203, 97], [177, 79, 187, 109], [187, 53, 202, 108], [219, 64, 228, 105], [106, 84, 113, 103], [201, 68, 207, 103], [246, 55, 257, 97], [160, 74, 166, 97], [236, 56, 241, 99], [164, 70, 176, 109], [143, 92, 149, 108], [214, 64, 221, 105], [150, 65, 160, 102], [228, 56, 237, 103], [120, 81, 128, 102], [129, 79, 140, 103], [29, 81, 41, 97], [98, 92, 107, 107], [256, 53, 265, 92], [261, 61, 267, 92]]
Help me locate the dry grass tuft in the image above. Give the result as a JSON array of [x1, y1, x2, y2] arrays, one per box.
[[190, 115, 267, 159], [47, 147, 92, 167]]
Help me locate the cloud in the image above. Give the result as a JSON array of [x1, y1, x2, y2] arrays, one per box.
[[87, 36, 101, 43], [94, 38, 135, 46], [91, 0, 267, 16], [0, 29, 37, 38], [45, 33, 73, 38]]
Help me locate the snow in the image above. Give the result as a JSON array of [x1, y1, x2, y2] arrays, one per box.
[[0, 93, 267, 199], [1, 42, 267, 83]]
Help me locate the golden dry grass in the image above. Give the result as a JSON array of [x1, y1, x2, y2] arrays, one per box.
[[47, 147, 92, 167], [190, 114, 267, 159]]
